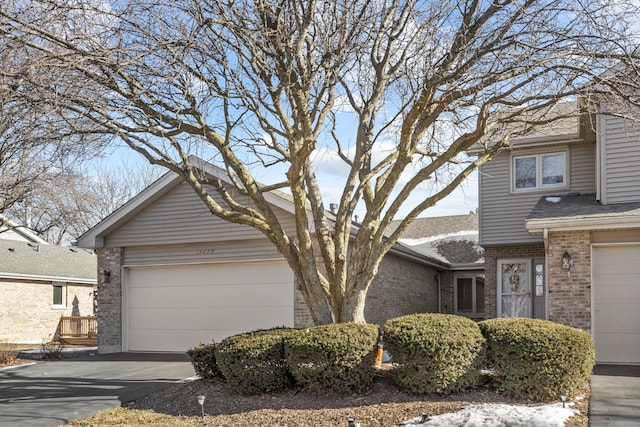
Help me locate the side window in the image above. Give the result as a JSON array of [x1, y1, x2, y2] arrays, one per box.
[[513, 152, 566, 191], [52, 283, 66, 308]]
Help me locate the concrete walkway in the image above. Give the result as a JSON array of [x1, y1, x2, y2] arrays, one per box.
[[0, 353, 194, 427], [590, 364, 640, 426]]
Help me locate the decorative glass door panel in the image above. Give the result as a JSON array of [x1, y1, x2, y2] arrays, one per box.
[[499, 261, 531, 318]]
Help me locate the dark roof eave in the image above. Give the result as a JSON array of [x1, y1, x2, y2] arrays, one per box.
[[387, 243, 450, 270]]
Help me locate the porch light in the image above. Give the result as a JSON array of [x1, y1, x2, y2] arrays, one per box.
[[561, 251, 573, 270], [560, 391, 568, 408], [102, 269, 111, 283], [197, 395, 206, 417]]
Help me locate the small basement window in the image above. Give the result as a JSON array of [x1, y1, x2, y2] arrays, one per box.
[[52, 283, 66, 309]]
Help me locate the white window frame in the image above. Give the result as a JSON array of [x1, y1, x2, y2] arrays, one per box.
[[512, 151, 568, 192], [52, 282, 67, 309], [453, 272, 485, 318]]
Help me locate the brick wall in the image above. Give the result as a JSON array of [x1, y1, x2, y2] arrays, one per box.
[[439, 271, 455, 314], [364, 253, 439, 326], [0, 279, 94, 343], [547, 231, 591, 331], [293, 286, 314, 328], [96, 247, 123, 353], [295, 241, 440, 327], [483, 244, 546, 319]]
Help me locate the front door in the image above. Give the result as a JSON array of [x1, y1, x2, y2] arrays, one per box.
[[498, 260, 532, 317]]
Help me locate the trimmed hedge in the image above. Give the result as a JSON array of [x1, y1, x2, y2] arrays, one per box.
[[216, 328, 296, 394], [479, 318, 595, 399], [187, 342, 222, 379], [284, 323, 379, 394], [383, 313, 486, 395]]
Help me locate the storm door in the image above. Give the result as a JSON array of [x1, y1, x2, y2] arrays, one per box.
[[497, 260, 532, 318]]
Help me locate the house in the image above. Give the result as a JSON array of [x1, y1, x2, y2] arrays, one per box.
[[77, 160, 449, 353], [389, 213, 485, 319], [0, 217, 97, 344], [476, 100, 640, 364]]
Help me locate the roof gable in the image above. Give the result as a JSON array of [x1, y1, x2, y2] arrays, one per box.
[[0, 216, 49, 245], [78, 157, 306, 248]]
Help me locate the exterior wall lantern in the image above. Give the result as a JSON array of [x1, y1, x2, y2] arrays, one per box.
[[102, 269, 111, 283], [562, 251, 573, 270]]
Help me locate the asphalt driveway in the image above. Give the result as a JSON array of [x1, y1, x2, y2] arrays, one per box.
[[0, 352, 194, 427], [590, 364, 640, 426]]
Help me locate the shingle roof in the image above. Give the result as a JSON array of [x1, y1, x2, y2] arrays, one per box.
[[0, 240, 96, 283], [389, 213, 483, 266], [389, 213, 478, 239], [527, 193, 640, 220]]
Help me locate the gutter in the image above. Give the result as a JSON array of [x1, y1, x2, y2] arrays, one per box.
[[527, 214, 640, 233], [0, 272, 97, 285], [387, 243, 450, 270], [448, 262, 484, 271]]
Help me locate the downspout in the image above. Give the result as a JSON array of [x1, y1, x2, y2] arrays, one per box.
[[436, 274, 442, 313]]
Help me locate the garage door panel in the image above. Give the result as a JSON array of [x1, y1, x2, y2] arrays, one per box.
[[128, 263, 291, 287], [595, 304, 640, 333], [128, 283, 292, 309], [129, 306, 293, 331], [126, 262, 294, 352], [593, 332, 640, 364], [593, 245, 640, 364]]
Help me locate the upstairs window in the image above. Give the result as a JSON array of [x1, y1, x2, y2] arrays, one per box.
[[513, 152, 566, 191]]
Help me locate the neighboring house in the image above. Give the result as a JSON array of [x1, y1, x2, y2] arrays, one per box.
[[0, 217, 97, 344], [389, 213, 485, 319], [476, 99, 640, 364], [77, 160, 449, 354]]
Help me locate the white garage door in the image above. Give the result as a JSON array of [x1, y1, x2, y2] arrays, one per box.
[[593, 245, 640, 364], [125, 261, 294, 352]]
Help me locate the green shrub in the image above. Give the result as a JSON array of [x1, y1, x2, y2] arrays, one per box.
[[383, 313, 486, 395], [284, 323, 379, 394], [479, 318, 595, 400], [187, 342, 222, 379], [216, 328, 296, 394]]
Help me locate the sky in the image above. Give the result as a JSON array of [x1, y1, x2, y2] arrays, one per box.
[[102, 134, 480, 221]]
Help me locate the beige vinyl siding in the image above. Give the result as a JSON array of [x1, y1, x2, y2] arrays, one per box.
[[106, 182, 296, 247], [569, 143, 597, 192], [480, 154, 545, 245], [123, 240, 284, 266], [601, 115, 640, 204], [480, 143, 596, 246]]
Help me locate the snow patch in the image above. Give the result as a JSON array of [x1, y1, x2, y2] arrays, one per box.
[[400, 231, 478, 245], [397, 402, 579, 427]]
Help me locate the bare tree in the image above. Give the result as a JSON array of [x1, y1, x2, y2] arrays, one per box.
[[0, 3, 108, 232], [1, 0, 638, 323], [6, 159, 162, 245]]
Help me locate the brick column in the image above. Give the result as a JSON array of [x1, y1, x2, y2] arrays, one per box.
[[96, 247, 123, 353], [547, 231, 591, 331]]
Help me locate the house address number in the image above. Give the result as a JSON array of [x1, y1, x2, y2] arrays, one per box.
[[195, 249, 215, 255]]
